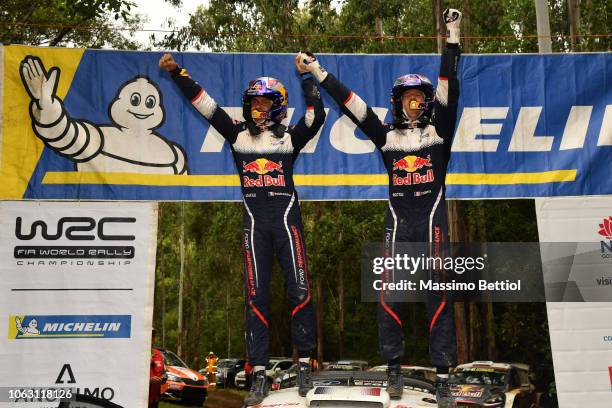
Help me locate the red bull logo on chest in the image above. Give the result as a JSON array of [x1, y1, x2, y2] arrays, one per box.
[[392, 155, 434, 186], [242, 158, 285, 188], [393, 155, 432, 172]]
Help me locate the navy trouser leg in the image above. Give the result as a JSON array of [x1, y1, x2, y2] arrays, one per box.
[[378, 193, 457, 368], [243, 206, 273, 367], [378, 204, 405, 361], [426, 200, 456, 368], [273, 198, 315, 356]]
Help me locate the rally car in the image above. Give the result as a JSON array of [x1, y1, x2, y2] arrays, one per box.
[[273, 363, 298, 390], [234, 357, 293, 389], [156, 348, 208, 405], [449, 361, 539, 407], [258, 370, 439, 408], [369, 364, 437, 382], [324, 359, 370, 371]]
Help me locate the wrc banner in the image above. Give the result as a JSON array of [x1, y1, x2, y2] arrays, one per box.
[[0, 44, 610, 201], [0, 201, 158, 407], [536, 197, 612, 407]]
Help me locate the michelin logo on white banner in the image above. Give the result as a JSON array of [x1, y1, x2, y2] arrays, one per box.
[[9, 315, 131, 339]]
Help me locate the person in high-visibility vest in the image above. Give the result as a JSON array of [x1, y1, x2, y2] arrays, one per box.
[[205, 352, 219, 385]]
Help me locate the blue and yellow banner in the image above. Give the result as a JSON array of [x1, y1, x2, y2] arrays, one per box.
[[1, 45, 610, 200]]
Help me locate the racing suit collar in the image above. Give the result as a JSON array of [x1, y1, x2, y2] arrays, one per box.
[[246, 121, 286, 137]]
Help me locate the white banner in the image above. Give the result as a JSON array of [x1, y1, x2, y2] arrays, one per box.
[[0, 201, 158, 408], [536, 196, 612, 407]]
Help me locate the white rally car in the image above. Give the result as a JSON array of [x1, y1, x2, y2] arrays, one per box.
[[369, 364, 437, 382], [255, 370, 439, 408], [448, 361, 540, 408]]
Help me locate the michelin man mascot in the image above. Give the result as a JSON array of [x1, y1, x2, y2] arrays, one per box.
[[20, 55, 188, 174]]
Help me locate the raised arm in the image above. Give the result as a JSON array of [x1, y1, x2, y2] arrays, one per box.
[[297, 53, 388, 149], [20, 56, 103, 162], [433, 9, 462, 147], [159, 53, 241, 144], [289, 54, 326, 152]]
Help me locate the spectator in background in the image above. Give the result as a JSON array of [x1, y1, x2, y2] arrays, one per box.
[[206, 351, 219, 385], [149, 329, 164, 408], [244, 360, 254, 390]]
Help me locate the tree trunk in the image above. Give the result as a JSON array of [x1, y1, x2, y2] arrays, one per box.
[[48, 27, 72, 47], [568, 0, 581, 51], [338, 258, 345, 359], [159, 204, 167, 348], [316, 274, 324, 364], [462, 0, 472, 53], [454, 302, 468, 364], [474, 203, 497, 360], [227, 282, 231, 358], [194, 295, 201, 368], [535, 0, 553, 53], [468, 301, 479, 361], [375, 17, 383, 40], [432, 0, 444, 53], [315, 205, 324, 364], [485, 302, 497, 361], [449, 201, 472, 364], [178, 203, 185, 357], [161, 267, 166, 348]]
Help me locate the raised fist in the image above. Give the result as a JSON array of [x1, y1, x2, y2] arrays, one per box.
[[295, 51, 318, 74], [443, 8, 462, 28], [443, 8, 462, 44], [159, 53, 179, 72], [295, 51, 328, 82]]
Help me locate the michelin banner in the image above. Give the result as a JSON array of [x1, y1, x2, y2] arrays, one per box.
[[0, 44, 610, 201], [0, 201, 158, 407], [536, 197, 612, 407]]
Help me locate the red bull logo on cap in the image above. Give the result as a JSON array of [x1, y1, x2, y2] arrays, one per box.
[[243, 158, 285, 188]]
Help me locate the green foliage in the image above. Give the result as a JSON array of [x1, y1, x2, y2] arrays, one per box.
[[152, 0, 609, 53], [0, 0, 143, 49]]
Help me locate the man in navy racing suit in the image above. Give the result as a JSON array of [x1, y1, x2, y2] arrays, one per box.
[[160, 53, 326, 405], [297, 8, 462, 407]]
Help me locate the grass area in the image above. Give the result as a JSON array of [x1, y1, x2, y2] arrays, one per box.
[[159, 401, 201, 408], [214, 387, 246, 397]]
